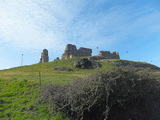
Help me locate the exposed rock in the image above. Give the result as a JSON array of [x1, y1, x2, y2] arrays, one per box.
[[39, 49, 49, 63], [74, 58, 92, 69], [54, 57, 60, 61], [91, 61, 102, 69], [54, 67, 73, 71], [62, 44, 92, 59]]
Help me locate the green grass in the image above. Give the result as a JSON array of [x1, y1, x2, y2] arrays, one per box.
[[0, 78, 54, 120], [0, 58, 97, 84], [0, 58, 160, 120]]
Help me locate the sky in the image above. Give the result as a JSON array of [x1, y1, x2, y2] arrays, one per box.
[[0, 0, 160, 70]]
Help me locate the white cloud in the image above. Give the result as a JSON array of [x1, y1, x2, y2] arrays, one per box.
[[0, 0, 74, 51], [0, 0, 160, 53]]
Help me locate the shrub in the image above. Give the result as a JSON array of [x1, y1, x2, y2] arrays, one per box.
[[53, 112, 70, 120], [40, 67, 160, 120]]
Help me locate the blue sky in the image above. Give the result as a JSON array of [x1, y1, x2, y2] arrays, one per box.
[[0, 0, 160, 69]]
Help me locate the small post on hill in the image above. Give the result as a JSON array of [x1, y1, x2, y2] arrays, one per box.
[[21, 54, 23, 66], [39, 71, 41, 86]]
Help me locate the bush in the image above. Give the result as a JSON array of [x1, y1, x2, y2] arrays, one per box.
[[53, 112, 70, 120], [40, 67, 160, 120]]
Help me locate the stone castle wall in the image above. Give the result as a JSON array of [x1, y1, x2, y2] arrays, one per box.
[[62, 44, 92, 59], [98, 51, 120, 59], [39, 44, 120, 63], [77, 47, 92, 57], [61, 44, 120, 60]]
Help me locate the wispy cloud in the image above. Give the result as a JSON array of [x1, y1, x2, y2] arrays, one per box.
[[0, 0, 74, 51], [67, 3, 160, 49], [0, 0, 160, 52]]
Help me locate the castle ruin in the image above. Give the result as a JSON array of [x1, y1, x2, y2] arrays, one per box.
[[61, 44, 120, 60], [39, 44, 120, 63], [61, 44, 92, 59], [98, 51, 120, 59], [39, 49, 49, 63]]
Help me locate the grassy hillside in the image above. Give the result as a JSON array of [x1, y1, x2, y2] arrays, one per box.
[[0, 58, 160, 120]]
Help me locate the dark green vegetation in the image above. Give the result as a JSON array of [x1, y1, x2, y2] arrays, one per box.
[[0, 58, 160, 120]]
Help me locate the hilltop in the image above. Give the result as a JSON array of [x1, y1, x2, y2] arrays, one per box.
[[0, 58, 160, 120], [1, 58, 160, 80]]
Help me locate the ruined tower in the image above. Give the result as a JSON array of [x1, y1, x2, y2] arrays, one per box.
[[39, 49, 49, 63], [61, 44, 77, 59]]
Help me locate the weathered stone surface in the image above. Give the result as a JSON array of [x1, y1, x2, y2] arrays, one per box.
[[61, 44, 77, 59], [61, 44, 120, 60], [54, 67, 73, 71], [91, 61, 102, 69], [62, 44, 92, 59], [54, 57, 60, 61], [77, 47, 92, 57], [74, 58, 92, 69], [39, 49, 49, 63], [74, 58, 101, 69], [111, 52, 120, 59], [98, 51, 120, 59]]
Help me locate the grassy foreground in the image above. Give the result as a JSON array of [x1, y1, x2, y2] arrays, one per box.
[[0, 58, 160, 120]]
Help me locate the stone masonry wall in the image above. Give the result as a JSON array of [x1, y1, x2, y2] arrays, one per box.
[[62, 44, 120, 60], [77, 47, 92, 57], [62, 44, 92, 59], [98, 51, 120, 59], [39, 49, 49, 63], [39, 44, 120, 63]]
